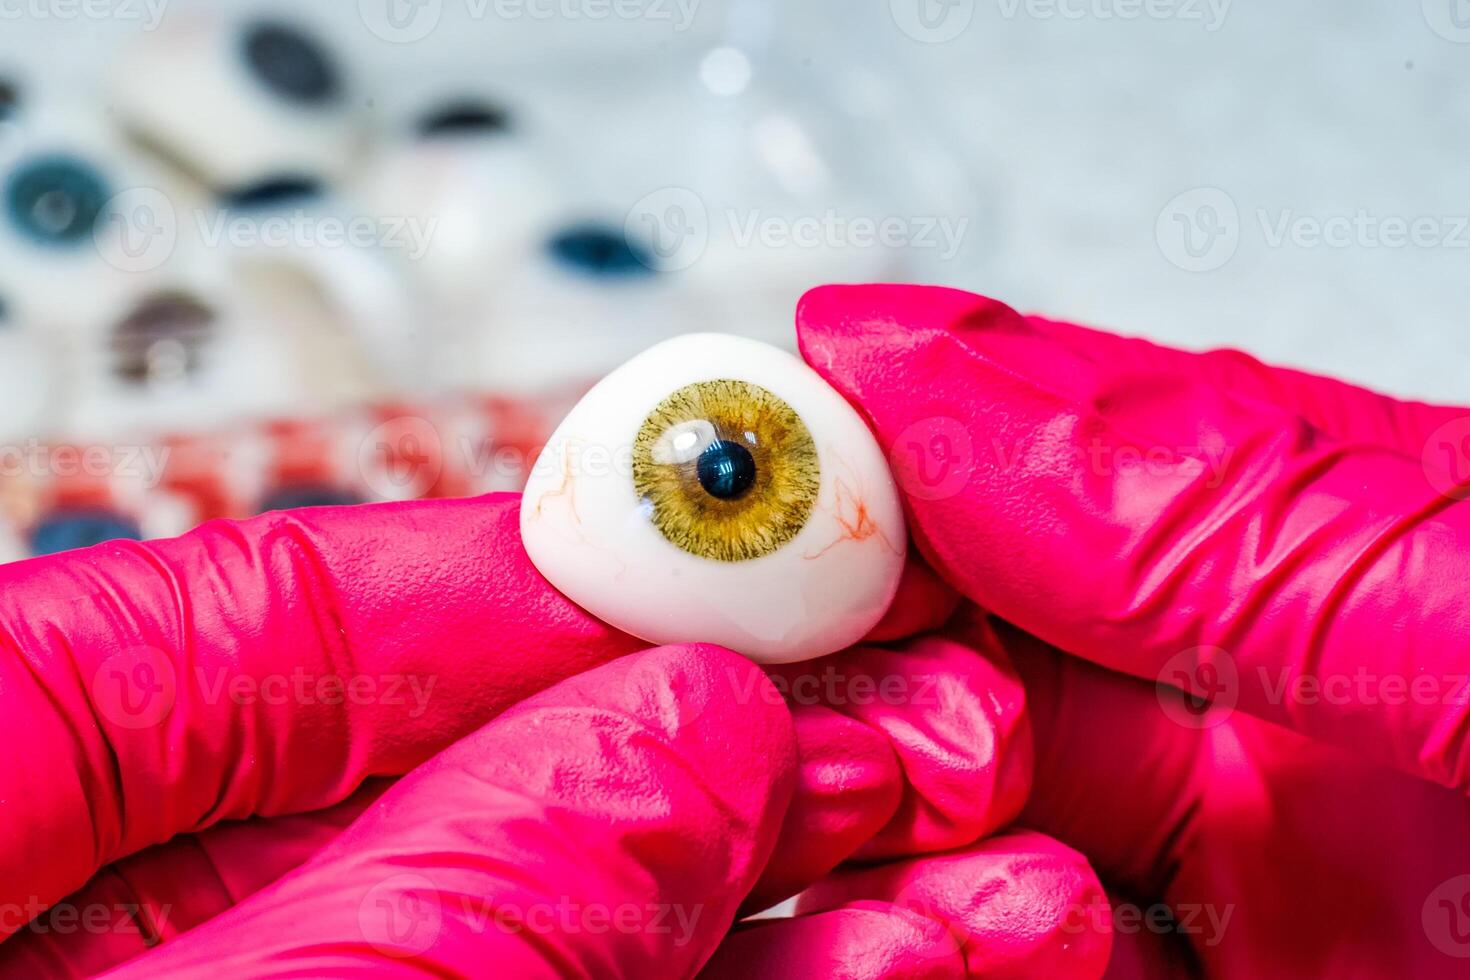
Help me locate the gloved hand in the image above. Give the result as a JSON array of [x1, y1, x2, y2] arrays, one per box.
[[797, 283, 1470, 977], [0, 495, 1110, 977]]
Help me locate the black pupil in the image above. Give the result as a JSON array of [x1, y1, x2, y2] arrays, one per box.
[[547, 226, 655, 277], [0, 79, 18, 118], [5, 156, 109, 247], [417, 102, 512, 138], [221, 176, 323, 210], [696, 439, 756, 501], [243, 22, 339, 105]]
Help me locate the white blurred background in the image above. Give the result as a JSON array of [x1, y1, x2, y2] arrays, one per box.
[[0, 0, 1466, 558], [7, 0, 1468, 397]]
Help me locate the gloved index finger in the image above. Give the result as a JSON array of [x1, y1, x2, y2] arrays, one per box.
[[0, 493, 643, 940], [797, 283, 1470, 792]]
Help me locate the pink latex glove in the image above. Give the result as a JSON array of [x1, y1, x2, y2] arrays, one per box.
[[0, 495, 1109, 977], [797, 283, 1470, 977]]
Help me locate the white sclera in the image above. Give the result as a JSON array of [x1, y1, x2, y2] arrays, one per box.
[[520, 333, 907, 664]]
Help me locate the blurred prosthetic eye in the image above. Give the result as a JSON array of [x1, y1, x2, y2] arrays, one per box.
[[521, 333, 906, 664], [0, 79, 18, 120], [220, 176, 324, 210], [240, 20, 341, 106], [111, 13, 357, 193], [416, 100, 513, 138], [4, 155, 109, 248], [110, 293, 217, 386], [546, 224, 657, 278]]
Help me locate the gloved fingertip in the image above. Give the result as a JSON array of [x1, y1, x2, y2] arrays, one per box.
[[799, 830, 1112, 980], [703, 903, 964, 980], [861, 556, 962, 644], [743, 707, 902, 912], [521, 643, 802, 880], [843, 634, 1032, 859]]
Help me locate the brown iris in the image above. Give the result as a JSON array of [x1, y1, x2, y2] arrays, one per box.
[[632, 379, 820, 562]]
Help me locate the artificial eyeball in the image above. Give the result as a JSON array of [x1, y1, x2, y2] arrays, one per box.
[[216, 190, 427, 397], [62, 279, 314, 441], [111, 12, 358, 194], [3, 154, 109, 249], [0, 103, 206, 331], [520, 333, 906, 664], [353, 106, 560, 308]]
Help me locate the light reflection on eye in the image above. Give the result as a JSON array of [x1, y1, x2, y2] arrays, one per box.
[[520, 333, 906, 664]]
